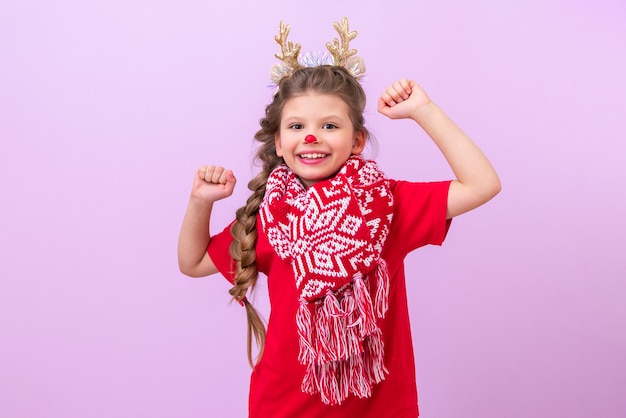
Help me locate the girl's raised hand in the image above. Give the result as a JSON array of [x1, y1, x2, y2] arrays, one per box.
[[377, 79, 432, 120], [190, 165, 236, 203]]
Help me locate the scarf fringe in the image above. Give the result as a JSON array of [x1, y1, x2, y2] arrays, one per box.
[[374, 259, 390, 318], [297, 271, 390, 405]]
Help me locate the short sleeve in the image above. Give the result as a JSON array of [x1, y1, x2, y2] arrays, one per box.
[[387, 180, 452, 255], [206, 221, 236, 284]]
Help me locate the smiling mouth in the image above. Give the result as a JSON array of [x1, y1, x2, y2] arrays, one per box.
[[298, 153, 328, 159]]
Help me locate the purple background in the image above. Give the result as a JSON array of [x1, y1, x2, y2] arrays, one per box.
[[1, 1, 625, 417]]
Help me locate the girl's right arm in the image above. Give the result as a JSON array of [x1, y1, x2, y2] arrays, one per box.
[[177, 165, 236, 277]]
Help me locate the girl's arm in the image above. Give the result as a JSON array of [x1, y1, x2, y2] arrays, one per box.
[[177, 165, 236, 277], [378, 79, 501, 219]]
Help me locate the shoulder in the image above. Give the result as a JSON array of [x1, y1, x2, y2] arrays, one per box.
[[385, 179, 452, 254], [206, 221, 237, 282], [389, 179, 452, 208]]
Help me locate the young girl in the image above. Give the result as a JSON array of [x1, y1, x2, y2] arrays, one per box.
[[178, 19, 500, 418]]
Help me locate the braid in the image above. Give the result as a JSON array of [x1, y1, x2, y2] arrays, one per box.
[[228, 171, 268, 367], [229, 115, 283, 367]]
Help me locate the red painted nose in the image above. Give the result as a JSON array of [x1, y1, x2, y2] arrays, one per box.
[[304, 134, 317, 144]]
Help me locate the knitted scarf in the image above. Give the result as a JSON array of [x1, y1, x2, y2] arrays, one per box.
[[259, 155, 394, 405]]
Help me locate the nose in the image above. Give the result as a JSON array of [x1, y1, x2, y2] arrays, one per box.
[[304, 134, 318, 144]]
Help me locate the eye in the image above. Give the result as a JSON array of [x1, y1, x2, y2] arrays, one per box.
[[322, 123, 338, 129], [288, 123, 303, 130]]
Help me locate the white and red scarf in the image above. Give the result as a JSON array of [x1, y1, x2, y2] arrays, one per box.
[[259, 155, 394, 405]]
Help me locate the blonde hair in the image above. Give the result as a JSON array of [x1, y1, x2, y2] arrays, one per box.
[[228, 65, 369, 367]]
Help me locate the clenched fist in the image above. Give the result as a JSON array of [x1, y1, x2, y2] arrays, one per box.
[[190, 165, 236, 203]]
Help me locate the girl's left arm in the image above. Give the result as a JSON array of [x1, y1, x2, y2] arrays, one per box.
[[378, 79, 501, 219]]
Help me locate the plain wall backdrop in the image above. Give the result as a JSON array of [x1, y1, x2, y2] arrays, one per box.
[[1, 0, 625, 417]]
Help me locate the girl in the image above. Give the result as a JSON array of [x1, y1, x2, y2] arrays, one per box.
[[178, 21, 500, 418]]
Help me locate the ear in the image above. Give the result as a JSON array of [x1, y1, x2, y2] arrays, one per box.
[[275, 133, 283, 157], [352, 131, 366, 154]]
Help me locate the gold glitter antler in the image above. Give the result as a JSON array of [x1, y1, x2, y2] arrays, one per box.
[[269, 18, 366, 87], [326, 17, 358, 66], [274, 21, 302, 71]]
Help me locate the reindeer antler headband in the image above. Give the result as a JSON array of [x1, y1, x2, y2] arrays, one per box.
[[270, 17, 365, 87]]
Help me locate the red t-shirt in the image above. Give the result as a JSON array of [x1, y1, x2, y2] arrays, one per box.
[[208, 180, 451, 418]]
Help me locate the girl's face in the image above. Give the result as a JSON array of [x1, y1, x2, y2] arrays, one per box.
[[275, 92, 366, 188]]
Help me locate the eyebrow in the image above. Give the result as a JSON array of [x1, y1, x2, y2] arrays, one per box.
[[281, 115, 347, 122]]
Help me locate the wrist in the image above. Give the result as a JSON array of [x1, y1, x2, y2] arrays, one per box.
[[188, 194, 215, 209], [410, 101, 438, 123]]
